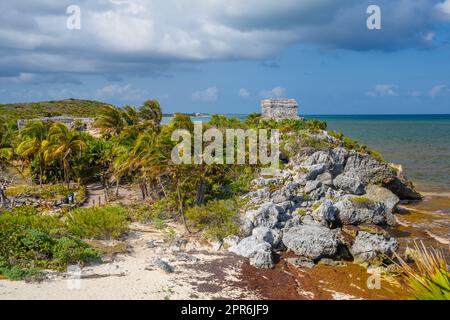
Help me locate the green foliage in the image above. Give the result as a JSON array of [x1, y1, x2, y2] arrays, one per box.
[[0, 206, 99, 277], [397, 242, 450, 300], [0, 99, 111, 123], [185, 199, 240, 241], [67, 206, 129, 239]]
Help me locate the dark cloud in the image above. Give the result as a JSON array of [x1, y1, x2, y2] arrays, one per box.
[[0, 0, 447, 80]]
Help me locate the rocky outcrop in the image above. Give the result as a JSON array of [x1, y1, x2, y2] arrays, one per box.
[[282, 225, 339, 260], [227, 130, 420, 269]]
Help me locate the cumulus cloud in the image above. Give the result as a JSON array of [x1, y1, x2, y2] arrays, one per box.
[[434, 0, 450, 20], [239, 88, 250, 97], [429, 84, 447, 97], [0, 0, 447, 78], [260, 86, 286, 98], [367, 84, 398, 97], [192, 86, 218, 102]]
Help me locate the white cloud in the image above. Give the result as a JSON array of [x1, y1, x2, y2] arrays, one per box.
[[192, 86, 218, 102], [260, 86, 286, 98], [435, 0, 450, 20], [367, 84, 398, 97], [429, 84, 446, 97], [0, 0, 445, 77], [239, 88, 250, 97]]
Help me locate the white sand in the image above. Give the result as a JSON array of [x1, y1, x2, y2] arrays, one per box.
[[0, 223, 259, 300]]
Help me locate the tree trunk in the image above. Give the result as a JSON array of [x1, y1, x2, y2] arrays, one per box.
[[139, 180, 146, 200], [195, 179, 207, 205]]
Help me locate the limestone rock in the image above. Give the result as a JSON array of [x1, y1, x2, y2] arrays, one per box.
[[282, 224, 339, 260], [350, 231, 398, 264]]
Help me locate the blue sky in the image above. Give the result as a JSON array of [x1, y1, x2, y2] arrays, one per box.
[[1, 0, 450, 114]]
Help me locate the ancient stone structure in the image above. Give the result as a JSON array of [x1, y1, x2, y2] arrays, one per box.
[[261, 98, 299, 120], [17, 116, 95, 133]]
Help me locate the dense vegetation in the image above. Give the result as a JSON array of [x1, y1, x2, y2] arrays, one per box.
[[0, 99, 112, 123]]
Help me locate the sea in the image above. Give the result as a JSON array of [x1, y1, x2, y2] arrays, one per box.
[[163, 114, 450, 251]]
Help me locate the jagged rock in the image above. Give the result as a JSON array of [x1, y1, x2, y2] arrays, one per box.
[[304, 180, 322, 194], [365, 184, 399, 225], [229, 236, 274, 268], [316, 172, 333, 186], [151, 259, 174, 274], [350, 231, 398, 264], [252, 226, 282, 249], [305, 164, 326, 181], [245, 202, 283, 229], [239, 218, 254, 237], [282, 224, 339, 260], [333, 172, 365, 195], [244, 188, 271, 203], [312, 199, 339, 226], [334, 196, 389, 225], [250, 249, 275, 268], [343, 152, 421, 200]]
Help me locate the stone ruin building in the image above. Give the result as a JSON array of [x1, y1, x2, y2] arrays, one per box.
[[261, 98, 299, 120]]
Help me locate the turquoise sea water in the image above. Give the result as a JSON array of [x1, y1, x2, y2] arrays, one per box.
[[163, 114, 450, 192]]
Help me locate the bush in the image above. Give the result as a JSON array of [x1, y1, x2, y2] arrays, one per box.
[[67, 206, 129, 239], [185, 199, 240, 241], [0, 206, 100, 277]]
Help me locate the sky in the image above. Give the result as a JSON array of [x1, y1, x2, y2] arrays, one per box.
[[1, 0, 450, 114]]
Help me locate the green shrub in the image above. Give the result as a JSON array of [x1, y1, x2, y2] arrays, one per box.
[[67, 206, 129, 239], [185, 199, 240, 241], [0, 207, 100, 276]]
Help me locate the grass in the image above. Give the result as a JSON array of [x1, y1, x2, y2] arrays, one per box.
[[396, 241, 450, 300]]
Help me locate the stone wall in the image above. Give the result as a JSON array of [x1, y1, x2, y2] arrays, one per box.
[[261, 98, 299, 120]]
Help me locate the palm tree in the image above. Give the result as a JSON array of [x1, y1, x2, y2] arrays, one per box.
[[46, 123, 86, 188], [95, 105, 125, 136], [16, 121, 49, 186], [139, 99, 162, 128]]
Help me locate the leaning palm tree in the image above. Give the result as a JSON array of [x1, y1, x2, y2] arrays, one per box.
[[95, 105, 125, 136], [139, 99, 163, 128], [16, 121, 49, 186], [0, 118, 13, 170], [46, 123, 86, 188]]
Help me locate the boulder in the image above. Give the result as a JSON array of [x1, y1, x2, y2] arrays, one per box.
[[316, 172, 333, 186], [252, 226, 282, 249], [350, 231, 398, 264], [312, 199, 339, 226], [282, 224, 339, 260], [229, 236, 274, 268], [334, 196, 389, 225], [304, 180, 322, 194], [333, 172, 365, 195], [245, 202, 284, 229], [343, 152, 421, 200], [365, 184, 399, 225], [305, 164, 326, 181]]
